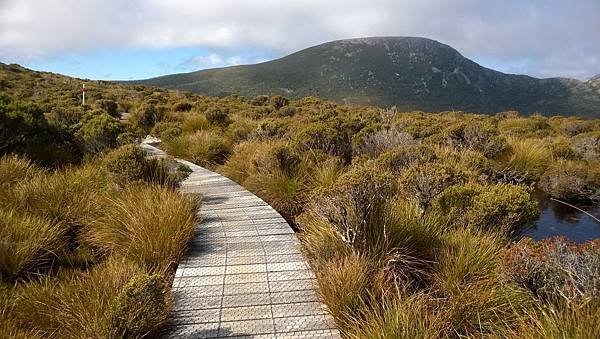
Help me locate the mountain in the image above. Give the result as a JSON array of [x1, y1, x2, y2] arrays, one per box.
[[133, 37, 600, 117]]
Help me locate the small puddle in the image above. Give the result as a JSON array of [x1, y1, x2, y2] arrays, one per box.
[[518, 191, 600, 243]]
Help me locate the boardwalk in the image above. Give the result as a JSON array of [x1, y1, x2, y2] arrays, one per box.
[[142, 144, 340, 338]]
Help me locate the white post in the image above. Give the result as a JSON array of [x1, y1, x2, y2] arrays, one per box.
[[82, 84, 86, 106]]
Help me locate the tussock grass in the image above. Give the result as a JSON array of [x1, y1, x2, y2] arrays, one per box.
[[0, 209, 64, 282], [345, 292, 441, 339], [163, 130, 231, 167], [88, 185, 198, 274], [499, 137, 552, 180], [0, 155, 198, 337], [9, 258, 169, 338], [245, 168, 307, 218], [519, 303, 600, 338]]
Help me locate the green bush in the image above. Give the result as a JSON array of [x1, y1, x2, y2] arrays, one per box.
[[539, 160, 595, 201], [400, 162, 465, 212], [76, 112, 125, 153], [205, 107, 231, 128], [269, 95, 290, 110], [375, 144, 437, 173], [96, 99, 118, 118], [107, 274, 168, 337], [434, 183, 539, 232]]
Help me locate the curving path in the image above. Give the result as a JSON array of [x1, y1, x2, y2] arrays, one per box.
[[141, 143, 340, 338]]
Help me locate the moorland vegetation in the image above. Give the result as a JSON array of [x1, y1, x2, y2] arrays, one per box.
[[2, 63, 600, 337]]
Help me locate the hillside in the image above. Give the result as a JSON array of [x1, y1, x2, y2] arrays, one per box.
[[134, 37, 600, 117]]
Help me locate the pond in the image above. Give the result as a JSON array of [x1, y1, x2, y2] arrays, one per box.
[[519, 192, 600, 243]]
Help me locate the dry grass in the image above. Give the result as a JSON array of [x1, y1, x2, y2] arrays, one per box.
[[163, 129, 231, 167], [0, 209, 64, 282], [87, 184, 198, 274], [0, 155, 198, 337]]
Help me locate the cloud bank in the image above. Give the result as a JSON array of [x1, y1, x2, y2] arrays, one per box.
[[0, 0, 598, 79]]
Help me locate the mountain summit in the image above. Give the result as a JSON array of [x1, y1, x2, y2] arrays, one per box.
[[134, 37, 600, 117]]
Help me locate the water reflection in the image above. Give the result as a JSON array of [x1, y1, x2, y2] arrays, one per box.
[[519, 191, 600, 243]]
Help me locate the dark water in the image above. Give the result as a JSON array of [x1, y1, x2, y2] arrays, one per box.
[[519, 192, 600, 243]]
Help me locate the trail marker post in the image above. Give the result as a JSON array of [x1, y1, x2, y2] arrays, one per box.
[[82, 84, 86, 106]]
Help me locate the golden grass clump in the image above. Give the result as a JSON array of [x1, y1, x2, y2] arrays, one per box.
[[87, 184, 198, 274]]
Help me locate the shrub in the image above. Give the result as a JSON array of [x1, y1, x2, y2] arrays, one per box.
[[550, 138, 578, 159], [252, 119, 288, 140], [375, 144, 437, 173], [76, 112, 125, 153], [352, 127, 416, 157], [173, 101, 193, 112], [151, 121, 183, 140], [250, 95, 270, 106], [294, 122, 352, 162], [269, 95, 290, 110], [571, 131, 600, 160], [434, 183, 539, 233], [96, 99, 118, 118], [308, 164, 395, 250], [0, 94, 81, 165], [400, 162, 465, 212], [205, 107, 231, 128], [498, 116, 552, 138], [134, 104, 162, 129], [539, 160, 595, 201], [274, 105, 296, 117], [502, 237, 600, 306], [444, 121, 507, 157], [224, 118, 257, 142], [107, 274, 168, 337]]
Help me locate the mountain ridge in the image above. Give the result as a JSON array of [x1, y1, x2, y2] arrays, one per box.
[[131, 36, 600, 117]]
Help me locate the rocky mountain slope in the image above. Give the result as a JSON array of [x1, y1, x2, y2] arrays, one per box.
[[133, 37, 600, 117]]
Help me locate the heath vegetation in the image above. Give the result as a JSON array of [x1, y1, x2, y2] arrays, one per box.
[[2, 63, 600, 337]]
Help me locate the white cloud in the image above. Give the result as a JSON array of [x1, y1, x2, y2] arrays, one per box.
[[0, 0, 598, 79], [177, 53, 248, 70]]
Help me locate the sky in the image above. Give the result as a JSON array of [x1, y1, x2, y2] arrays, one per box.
[[0, 0, 598, 81]]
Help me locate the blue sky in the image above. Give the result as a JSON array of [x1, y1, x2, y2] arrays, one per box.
[[1, 0, 598, 81], [20, 47, 274, 80]]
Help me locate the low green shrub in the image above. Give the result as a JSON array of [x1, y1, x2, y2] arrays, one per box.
[[434, 183, 539, 233], [76, 112, 125, 153], [107, 274, 168, 337], [400, 162, 465, 212], [205, 107, 231, 128], [102, 144, 188, 188], [539, 160, 598, 201], [375, 144, 437, 173]]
